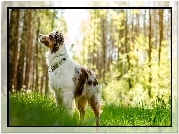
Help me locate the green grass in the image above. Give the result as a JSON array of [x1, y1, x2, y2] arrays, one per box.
[[9, 92, 79, 126], [9, 92, 171, 126], [99, 104, 171, 126]]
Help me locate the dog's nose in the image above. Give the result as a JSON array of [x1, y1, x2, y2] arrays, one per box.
[[38, 34, 44, 42], [39, 34, 43, 38]]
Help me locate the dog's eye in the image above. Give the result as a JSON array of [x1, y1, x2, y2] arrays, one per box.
[[49, 34, 53, 39]]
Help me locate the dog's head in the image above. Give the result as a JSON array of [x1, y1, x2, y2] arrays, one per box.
[[39, 31, 64, 53]]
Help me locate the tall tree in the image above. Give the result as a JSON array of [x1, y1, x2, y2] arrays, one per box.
[[35, 11, 40, 92], [24, 9, 32, 90], [148, 9, 152, 97], [125, 10, 132, 89], [158, 9, 164, 66], [101, 10, 107, 80], [143, 9, 146, 36], [136, 10, 140, 35], [17, 9, 28, 91], [9, 9, 20, 92]]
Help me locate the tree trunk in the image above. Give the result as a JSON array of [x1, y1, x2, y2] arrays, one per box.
[[17, 10, 28, 91], [144, 9, 146, 36], [9, 9, 20, 92], [93, 9, 96, 71], [28, 31, 34, 90], [24, 9, 32, 90], [45, 68, 49, 94], [101, 11, 106, 81], [155, 9, 158, 46], [51, 9, 55, 31], [125, 10, 132, 90], [158, 9, 164, 66], [137, 12, 140, 35], [148, 9, 152, 97], [96, 10, 100, 80], [82, 37, 85, 65], [35, 15, 40, 92], [40, 73, 45, 93]]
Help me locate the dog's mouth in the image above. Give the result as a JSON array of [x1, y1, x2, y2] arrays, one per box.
[[42, 40, 49, 46]]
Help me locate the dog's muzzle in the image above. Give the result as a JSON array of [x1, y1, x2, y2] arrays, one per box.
[[38, 34, 43, 42]]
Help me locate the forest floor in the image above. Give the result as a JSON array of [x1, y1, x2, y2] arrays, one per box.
[[8, 92, 171, 126]]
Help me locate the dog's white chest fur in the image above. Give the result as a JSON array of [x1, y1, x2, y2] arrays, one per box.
[[46, 46, 76, 93], [48, 63, 75, 93]]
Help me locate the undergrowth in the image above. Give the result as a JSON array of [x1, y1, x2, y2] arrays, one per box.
[[9, 92, 171, 126]]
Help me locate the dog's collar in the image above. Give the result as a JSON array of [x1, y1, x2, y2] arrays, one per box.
[[51, 58, 67, 72]]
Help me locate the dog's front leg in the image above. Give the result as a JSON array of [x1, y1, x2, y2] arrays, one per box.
[[54, 91, 63, 108], [62, 92, 75, 114]]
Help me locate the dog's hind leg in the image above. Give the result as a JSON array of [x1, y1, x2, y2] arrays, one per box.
[[77, 96, 88, 124], [89, 95, 100, 126]]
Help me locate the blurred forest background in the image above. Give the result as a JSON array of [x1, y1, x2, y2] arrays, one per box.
[[5, 1, 175, 107]]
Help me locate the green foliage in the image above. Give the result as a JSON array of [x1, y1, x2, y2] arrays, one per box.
[[100, 104, 170, 126], [9, 92, 79, 126], [9, 92, 170, 126], [102, 33, 171, 107], [102, 79, 129, 105]]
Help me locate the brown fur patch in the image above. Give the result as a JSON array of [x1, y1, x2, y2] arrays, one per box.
[[93, 78, 98, 86], [87, 81, 92, 86], [74, 67, 88, 98], [86, 69, 98, 86], [51, 31, 64, 53]]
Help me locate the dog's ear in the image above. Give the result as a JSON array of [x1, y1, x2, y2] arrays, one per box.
[[54, 31, 64, 46]]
